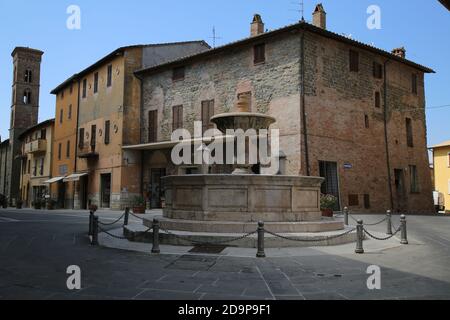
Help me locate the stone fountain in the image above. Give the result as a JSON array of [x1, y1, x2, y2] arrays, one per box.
[[141, 95, 354, 247]]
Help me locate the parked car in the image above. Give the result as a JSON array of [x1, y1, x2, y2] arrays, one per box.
[[433, 191, 445, 213]]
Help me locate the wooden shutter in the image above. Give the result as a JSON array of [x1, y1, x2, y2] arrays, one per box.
[[148, 110, 158, 142], [349, 50, 359, 72], [104, 120, 110, 145], [91, 125, 97, 149], [254, 44, 266, 64], [406, 118, 413, 147], [412, 74, 418, 94], [201, 100, 215, 133], [172, 66, 185, 81], [173, 105, 183, 130], [373, 62, 382, 79], [78, 128, 84, 149]]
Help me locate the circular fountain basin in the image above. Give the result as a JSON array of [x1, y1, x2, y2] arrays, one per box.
[[211, 112, 276, 132]]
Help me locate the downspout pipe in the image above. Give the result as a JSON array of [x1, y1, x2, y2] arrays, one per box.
[[134, 71, 145, 196], [73, 79, 81, 209], [300, 29, 311, 176], [383, 60, 394, 210]]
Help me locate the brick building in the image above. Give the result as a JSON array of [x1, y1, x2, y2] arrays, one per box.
[[126, 5, 434, 213], [0, 47, 43, 205]]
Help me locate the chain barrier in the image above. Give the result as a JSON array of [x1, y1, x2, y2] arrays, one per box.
[[98, 225, 129, 240], [264, 227, 356, 243], [348, 214, 387, 226], [97, 213, 126, 226], [160, 226, 257, 245], [129, 212, 145, 220], [363, 226, 401, 241]]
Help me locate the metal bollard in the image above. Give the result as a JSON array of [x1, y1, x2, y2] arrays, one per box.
[[400, 214, 408, 245], [256, 221, 266, 258], [386, 210, 393, 235], [344, 207, 349, 226], [355, 219, 364, 254], [151, 218, 161, 254], [88, 211, 94, 236], [91, 216, 99, 246], [124, 207, 130, 226]]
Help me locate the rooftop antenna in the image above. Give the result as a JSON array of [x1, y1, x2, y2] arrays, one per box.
[[210, 26, 222, 49], [290, 0, 305, 22]]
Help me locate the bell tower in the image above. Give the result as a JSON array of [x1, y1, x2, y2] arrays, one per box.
[[5, 47, 43, 203]]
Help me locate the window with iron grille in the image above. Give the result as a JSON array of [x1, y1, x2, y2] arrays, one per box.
[[348, 194, 359, 206], [254, 43, 266, 64], [201, 100, 215, 133], [349, 50, 359, 72], [172, 105, 183, 131], [373, 62, 383, 79], [172, 66, 185, 81], [148, 110, 158, 143], [104, 120, 110, 145]]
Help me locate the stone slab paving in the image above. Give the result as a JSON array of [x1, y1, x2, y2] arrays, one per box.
[[1, 209, 450, 300]]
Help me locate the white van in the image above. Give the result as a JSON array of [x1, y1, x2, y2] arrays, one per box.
[[433, 191, 445, 213]]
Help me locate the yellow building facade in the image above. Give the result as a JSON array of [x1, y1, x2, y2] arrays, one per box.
[[431, 140, 450, 211]]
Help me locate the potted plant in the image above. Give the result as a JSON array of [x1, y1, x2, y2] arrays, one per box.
[[132, 195, 146, 214], [320, 194, 337, 217], [46, 199, 56, 210], [16, 199, 23, 209]]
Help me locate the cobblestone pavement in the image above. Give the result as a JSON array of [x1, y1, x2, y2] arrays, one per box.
[[0, 208, 449, 300]]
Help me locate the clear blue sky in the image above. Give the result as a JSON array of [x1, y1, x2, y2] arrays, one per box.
[[0, 0, 449, 147]]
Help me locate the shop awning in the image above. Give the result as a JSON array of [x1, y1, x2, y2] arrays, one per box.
[[63, 173, 88, 182], [44, 176, 65, 184]]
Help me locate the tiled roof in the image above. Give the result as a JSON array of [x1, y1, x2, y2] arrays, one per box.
[[136, 21, 434, 76], [18, 119, 55, 141], [430, 140, 450, 149]]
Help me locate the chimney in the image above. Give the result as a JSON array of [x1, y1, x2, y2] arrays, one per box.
[[312, 4, 326, 29], [391, 47, 406, 59], [251, 14, 264, 37]]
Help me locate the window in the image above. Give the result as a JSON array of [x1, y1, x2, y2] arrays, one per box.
[[78, 128, 85, 149], [375, 91, 381, 108], [24, 69, 32, 83], [148, 110, 158, 143], [82, 79, 87, 98], [364, 194, 370, 209], [33, 159, 37, 176], [364, 114, 369, 128], [201, 100, 215, 133], [70, 85, 73, 95], [104, 120, 110, 145], [12, 88, 15, 105], [254, 43, 266, 64], [39, 158, 44, 175], [59, 165, 68, 176], [406, 118, 414, 147], [40, 129, 46, 140], [66, 140, 70, 158], [172, 66, 185, 81], [90, 125, 97, 148], [409, 165, 419, 193], [172, 105, 183, 130], [13, 66, 16, 82], [94, 72, 99, 93], [107, 65, 112, 87], [58, 143, 62, 160], [68, 104, 72, 120], [61, 90, 64, 99], [349, 50, 359, 72], [373, 62, 383, 79], [27, 160, 30, 174], [59, 109, 63, 124], [348, 194, 359, 206], [23, 90, 31, 104], [412, 74, 418, 94]]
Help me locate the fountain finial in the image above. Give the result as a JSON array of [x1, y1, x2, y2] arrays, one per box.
[[236, 92, 251, 113]]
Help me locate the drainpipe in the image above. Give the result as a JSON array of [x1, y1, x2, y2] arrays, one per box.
[[73, 79, 81, 209], [383, 60, 394, 210], [135, 71, 145, 196], [300, 29, 311, 176]]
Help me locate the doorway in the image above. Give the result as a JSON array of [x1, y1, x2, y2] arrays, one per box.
[[100, 173, 111, 208], [57, 181, 66, 209], [79, 175, 88, 210], [319, 161, 341, 211], [394, 169, 407, 212], [150, 168, 166, 209]]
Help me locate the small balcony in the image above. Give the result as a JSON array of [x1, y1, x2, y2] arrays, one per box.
[[25, 139, 46, 154], [78, 144, 99, 160]]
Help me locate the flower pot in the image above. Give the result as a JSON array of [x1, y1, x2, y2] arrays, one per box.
[[321, 208, 334, 217], [133, 206, 146, 214]]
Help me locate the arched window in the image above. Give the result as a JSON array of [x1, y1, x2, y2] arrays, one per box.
[[24, 69, 32, 83], [23, 90, 31, 104]]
